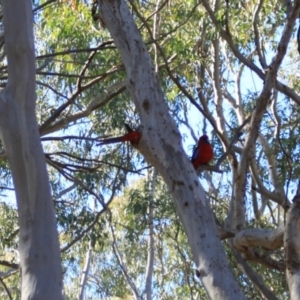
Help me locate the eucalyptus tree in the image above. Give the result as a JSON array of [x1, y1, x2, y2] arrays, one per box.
[[0, 0, 300, 299]]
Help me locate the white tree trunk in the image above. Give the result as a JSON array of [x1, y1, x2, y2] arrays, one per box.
[[98, 0, 246, 298], [0, 1, 64, 299]]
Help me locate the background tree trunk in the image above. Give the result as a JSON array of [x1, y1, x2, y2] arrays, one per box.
[[0, 0, 64, 299], [145, 169, 156, 300], [285, 188, 300, 300]]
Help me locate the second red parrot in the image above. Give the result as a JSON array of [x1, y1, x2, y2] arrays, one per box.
[[191, 135, 213, 169], [97, 124, 141, 146]]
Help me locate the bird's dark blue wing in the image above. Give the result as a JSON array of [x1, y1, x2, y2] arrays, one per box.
[[191, 146, 199, 162]]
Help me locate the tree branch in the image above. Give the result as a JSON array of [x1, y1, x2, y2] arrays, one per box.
[[234, 226, 284, 251]]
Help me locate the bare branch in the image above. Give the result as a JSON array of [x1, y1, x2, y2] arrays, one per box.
[[36, 41, 114, 60], [33, 0, 57, 13], [0, 276, 13, 300], [39, 65, 124, 132], [250, 160, 289, 208], [108, 213, 140, 299], [240, 248, 285, 271], [0, 261, 18, 270], [253, 0, 267, 68], [234, 226, 284, 251], [40, 82, 126, 135], [231, 244, 280, 300]]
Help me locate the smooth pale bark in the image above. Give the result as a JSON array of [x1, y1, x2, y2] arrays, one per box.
[[98, 0, 246, 299], [234, 226, 284, 251], [0, 1, 63, 299]]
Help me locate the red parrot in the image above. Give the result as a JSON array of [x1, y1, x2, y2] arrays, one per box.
[[97, 124, 141, 146], [191, 135, 214, 169]]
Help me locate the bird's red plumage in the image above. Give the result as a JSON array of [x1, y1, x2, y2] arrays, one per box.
[[97, 131, 141, 146], [191, 135, 213, 169]]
